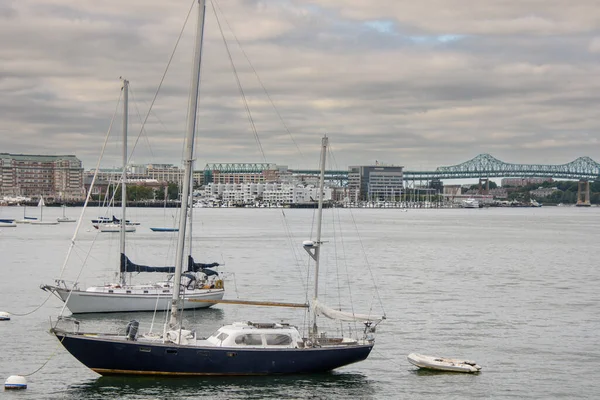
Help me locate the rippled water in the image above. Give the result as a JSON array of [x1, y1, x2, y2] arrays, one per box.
[[1, 205, 599, 399]]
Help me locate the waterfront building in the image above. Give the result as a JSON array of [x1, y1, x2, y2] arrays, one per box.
[[530, 187, 560, 198], [202, 182, 332, 205], [501, 177, 553, 187], [348, 164, 404, 201], [205, 163, 279, 185], [84, 164, 204, 188], [0, 153, 84, 200], [443, 185, 462, 197]]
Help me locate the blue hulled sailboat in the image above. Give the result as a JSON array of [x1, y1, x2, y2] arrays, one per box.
[[51, 0, 384, 376]]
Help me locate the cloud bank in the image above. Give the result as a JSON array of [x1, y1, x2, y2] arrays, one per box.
[[1, 0, 599, 171]]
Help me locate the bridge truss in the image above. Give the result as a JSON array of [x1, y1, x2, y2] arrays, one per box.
[[203, 155, 600, 185], [405, 154, 600, 181]]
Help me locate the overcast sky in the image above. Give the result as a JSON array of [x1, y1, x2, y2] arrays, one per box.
[[1, 0, 599, 172]]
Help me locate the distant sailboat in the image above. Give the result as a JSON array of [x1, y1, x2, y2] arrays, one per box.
[[150, 186, 179, 232], [15, 203, 37, 223], [30, 196, 58, 225], [57, 205, 76, 223], [0, 218, 16, 227]]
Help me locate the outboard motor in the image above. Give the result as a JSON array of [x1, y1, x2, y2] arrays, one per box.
[[125, 320, 139, 341]]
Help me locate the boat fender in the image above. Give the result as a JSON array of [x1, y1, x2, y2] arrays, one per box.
[[215, 280, 224, 289], [125, 320, 139, 341]]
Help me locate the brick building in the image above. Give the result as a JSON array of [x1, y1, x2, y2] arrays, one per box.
[[0, 153, 84, 200]]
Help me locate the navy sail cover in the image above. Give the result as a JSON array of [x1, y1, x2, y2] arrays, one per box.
[[120, 253, 220, 275]]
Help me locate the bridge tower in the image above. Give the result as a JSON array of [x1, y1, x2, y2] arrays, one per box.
[[478, 178, 490, 195], [576, 180, 591, 207]]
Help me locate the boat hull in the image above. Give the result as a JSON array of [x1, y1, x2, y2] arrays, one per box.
[[53, 331, 373, 375], [150, 227, 179, 232], [407, 353, 481, 373], [46, 286, 225, 314]]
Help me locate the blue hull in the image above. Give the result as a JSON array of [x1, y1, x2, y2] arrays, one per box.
[[54, 331, 373, 376], [150, 227, 179, 232]]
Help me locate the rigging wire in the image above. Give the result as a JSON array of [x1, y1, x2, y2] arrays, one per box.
[[128, 85, 156, 161], [330, 144, 386, 319], [328, 145, 362, 334], [212, 0, 305, 161], [279, 209, 309, 297], [127, 0, 197, 165], [211, 0, 266, 163], [5, 88, 123, 317]]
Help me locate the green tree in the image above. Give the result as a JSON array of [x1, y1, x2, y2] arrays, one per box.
[[167, 183, 179, 200]]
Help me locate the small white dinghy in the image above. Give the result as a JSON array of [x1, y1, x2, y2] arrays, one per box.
[[407, 353, 481, 373]]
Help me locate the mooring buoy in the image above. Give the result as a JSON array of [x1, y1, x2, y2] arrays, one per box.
[[5, 375, 27, 390]]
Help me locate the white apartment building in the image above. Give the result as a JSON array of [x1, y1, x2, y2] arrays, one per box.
[[202, 183, 332, 204]]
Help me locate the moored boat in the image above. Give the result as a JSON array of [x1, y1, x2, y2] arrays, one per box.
[[407, 353, 482, 373], [0, 219, 17, 227], [48, 3, 384, 376]]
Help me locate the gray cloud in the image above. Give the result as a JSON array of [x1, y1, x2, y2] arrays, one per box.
[[1, 0, 599, 173]]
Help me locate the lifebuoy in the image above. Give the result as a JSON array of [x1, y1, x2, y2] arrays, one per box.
[[215, 280, 224, 289]]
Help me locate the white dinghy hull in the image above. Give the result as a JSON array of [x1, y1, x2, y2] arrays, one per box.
[[407, 353, 481, 373]]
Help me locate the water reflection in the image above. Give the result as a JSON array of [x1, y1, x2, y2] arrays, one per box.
[[66, 372, 376, 400]]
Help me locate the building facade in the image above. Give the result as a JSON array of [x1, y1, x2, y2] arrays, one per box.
[[84, 164, 204, 188], [347, 165, 404, 201], [0, 153, 84, 200], [202, 182, 332, 205], [501, 177, 553, 187]]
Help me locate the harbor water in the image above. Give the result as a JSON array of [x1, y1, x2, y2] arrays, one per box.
[[0, 206, 599, 399]]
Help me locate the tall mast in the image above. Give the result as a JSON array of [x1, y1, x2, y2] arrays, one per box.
[[312, 135, 328, 334], [170, 0, 206, 327], [188, 161, 194, 258], [120, 79, 129, 286]]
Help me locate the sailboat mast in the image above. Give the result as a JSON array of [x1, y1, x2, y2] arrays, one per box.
[[312, 135, 328, 331], [188, 160, 194, 256], [169, 0, 206, 327], [119, 79, 129, 286]]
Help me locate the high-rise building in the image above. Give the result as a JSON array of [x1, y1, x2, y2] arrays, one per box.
[[0, 153, 84, 200], [348, 164, 404, 201]]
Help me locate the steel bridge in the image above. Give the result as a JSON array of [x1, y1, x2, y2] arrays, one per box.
[[405, 154, 600, 181], [204, 154, 600, 184]]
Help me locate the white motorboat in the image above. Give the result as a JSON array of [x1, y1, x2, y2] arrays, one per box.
[[98, 223, 136, 233], [407, 353, 482, 373], [461, 198, 480, 208]]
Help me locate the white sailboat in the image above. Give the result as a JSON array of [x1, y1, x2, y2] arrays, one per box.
[[57, 205, 76, 223], [15, 203, 37, 223], [30, 196, 58, 225], [41, 79, 224, 313], [49, 1, 384, 375]]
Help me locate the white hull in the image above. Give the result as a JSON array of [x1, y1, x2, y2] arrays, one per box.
[[407, 353, 481, 373], [30, 220, 59, 225], [98, 223, 136, 232], [57, 217, 76, 223], [46, 286, 225, 314], [0, 222, 17, 227], [461, 199, 480, 208]]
